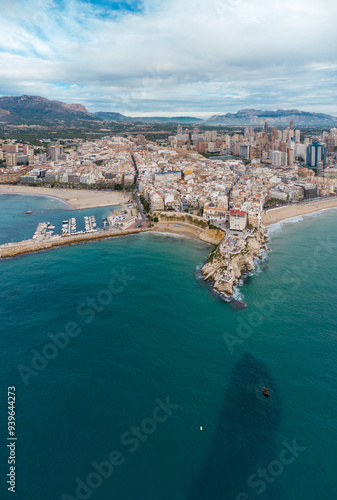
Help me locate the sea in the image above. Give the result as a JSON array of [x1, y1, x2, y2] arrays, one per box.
[[0, 193, 337, 500]]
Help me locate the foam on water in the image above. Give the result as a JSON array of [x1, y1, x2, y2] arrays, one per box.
[[2, 195, 337, 500], [267, 205, 337, 236]]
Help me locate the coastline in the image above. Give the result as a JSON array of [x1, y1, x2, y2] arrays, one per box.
[[201, 226, 267, 296], [0, 222, 223, 260], [0, 228, 147, 259], [2, 190, 337, 273], [263, 197, 337, 226], [0, 185, 130, 210]]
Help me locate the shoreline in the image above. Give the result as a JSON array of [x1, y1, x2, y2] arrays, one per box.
[[2, 192, 337, 264], [0, 185, 130, 210], [0, 228, 148, 259], [263, 197, 337, 226], [0, 222, 223, 260]]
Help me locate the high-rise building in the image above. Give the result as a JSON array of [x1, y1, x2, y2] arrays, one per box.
[[289, 120, 294, 130], [2, 144, 18, 153], [269, 150, 287, 167], [49, 145, 60, 161], [271, 127, 278, 141], [262, 121, 268, 134], [250, 145, 261, 160], [295, 129, 301, 143], [282, 129, 288, 142], [239, 144, 250, 159], [306, 142, 327, 169]]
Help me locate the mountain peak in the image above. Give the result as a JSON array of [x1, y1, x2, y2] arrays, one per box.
[[204, 108, 337, 126]]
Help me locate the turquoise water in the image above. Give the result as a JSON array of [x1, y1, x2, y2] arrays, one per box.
[[1, 195, 337, 499]]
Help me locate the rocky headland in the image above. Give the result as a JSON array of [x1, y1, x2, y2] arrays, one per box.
[[201, 226, 268, 296]]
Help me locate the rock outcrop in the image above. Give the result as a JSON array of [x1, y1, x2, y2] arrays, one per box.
[[201, 226, 268, 295]]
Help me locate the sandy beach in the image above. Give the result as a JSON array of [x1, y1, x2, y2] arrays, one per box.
[[263, 197, 337, 226], [152, 221, 204, 240], [0, 185, 130, 209]]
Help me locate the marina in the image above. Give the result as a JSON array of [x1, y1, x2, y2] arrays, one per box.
[[0, 203, 143, 258]]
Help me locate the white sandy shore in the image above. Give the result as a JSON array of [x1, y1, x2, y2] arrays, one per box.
[[0, 185, 130, 210]]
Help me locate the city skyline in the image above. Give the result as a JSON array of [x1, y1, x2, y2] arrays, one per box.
[[1, 0, 337, 116]]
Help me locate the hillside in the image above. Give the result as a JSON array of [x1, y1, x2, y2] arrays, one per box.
[[203, 109, 337, 127], [1, 96, 336, 128], [94, 112, 202, 124], [0, 95, 94, 123]]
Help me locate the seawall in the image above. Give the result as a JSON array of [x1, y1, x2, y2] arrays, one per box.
[[0, 228, 147, 259]]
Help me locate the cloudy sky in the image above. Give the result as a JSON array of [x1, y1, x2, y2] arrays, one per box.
[[1, 0, 337, 116]]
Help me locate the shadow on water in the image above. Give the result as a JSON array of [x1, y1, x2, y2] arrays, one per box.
[[187, 353, 282, 500]]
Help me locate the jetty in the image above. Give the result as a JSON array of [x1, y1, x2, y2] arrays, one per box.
[[0, 227, 148, 259]]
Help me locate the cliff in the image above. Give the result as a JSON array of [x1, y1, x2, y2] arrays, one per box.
[[200, 227, 225, 245], [201, 226, 268, 295]]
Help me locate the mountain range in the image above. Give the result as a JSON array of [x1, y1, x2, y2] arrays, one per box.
[[204, 109, 337, 127], [94, 111, 202, 124], [0, 95, 91, 123], [0, 95, 337, 127]]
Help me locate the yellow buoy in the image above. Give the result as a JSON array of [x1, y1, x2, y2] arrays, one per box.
[[200, 426, 203, 431]]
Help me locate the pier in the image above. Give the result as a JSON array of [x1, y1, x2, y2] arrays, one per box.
[[0, 227, 148, 259]]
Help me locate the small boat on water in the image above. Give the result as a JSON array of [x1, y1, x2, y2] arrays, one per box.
[[263, 387, 270, 398], [25, 211, 33, 214]]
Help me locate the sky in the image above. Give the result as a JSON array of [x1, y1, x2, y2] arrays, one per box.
[[0, 0, 337, 117]]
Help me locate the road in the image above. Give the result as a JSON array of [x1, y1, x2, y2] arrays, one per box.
[[131, 152, 147, 226]]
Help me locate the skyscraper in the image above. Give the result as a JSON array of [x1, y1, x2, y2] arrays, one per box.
[[262, 121, 268, 134], [306, 142, 327, 169]]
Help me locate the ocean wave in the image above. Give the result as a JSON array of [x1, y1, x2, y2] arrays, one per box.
[[194, 264, 205, 281], [231, 246, 270, 299], [195, 245, 270, 304], [150, 230, 192, 240], [267, 205, 337, 235]]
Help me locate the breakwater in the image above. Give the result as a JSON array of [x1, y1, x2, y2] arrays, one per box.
[[0, 228, 148, 259]]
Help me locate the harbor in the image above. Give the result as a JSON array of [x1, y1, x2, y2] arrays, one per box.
[[0, 202, 144, 259]]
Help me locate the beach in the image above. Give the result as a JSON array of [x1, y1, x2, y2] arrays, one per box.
[[0, 185, 130, 209], [152, 221, 204, 240], [263, 197, 337, 226]]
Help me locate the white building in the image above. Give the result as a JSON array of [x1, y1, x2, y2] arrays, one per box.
[[229, 210, 247, 231]]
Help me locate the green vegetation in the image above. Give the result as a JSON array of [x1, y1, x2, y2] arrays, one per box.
[[207, 221, 219, 230], [264, 198, 288, 208], [20, 180, 132, 192], [206, 243, 220, 264], [139, 195, 150, 213], [159, 212, 208, 228]]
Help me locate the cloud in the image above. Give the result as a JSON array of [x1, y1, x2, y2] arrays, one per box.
[[0, 0, 336, 115]]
